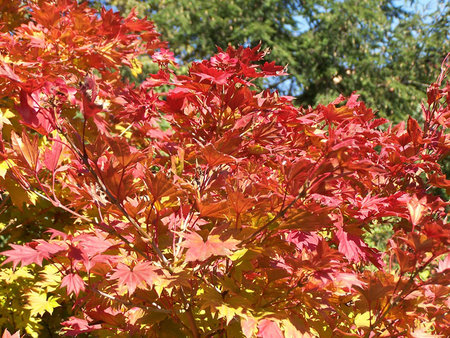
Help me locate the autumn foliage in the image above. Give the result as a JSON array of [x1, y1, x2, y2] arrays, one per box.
[[0, 0, 449, 337]]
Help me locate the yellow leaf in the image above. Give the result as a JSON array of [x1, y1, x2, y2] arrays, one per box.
[[216, 304, 244, 325], [130, 58, 143, 77], [0, 267, 33, 283], [230, 248, 248, 261], [0, 159, 14, 179], [354, 311, 371, 328], [28, 191, 38, 205], [115, 124, 132, 139], [3, 178, 30, 210], [154, 277, 171, 297], [25, 291, 60, 316], [160, 196, 171, 204], [0, 108, 13, 128], [36, 264, 62, 292]]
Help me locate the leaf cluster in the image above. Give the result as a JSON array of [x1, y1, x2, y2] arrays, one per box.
[[0, 1, 449, 337], [104, 0, 449, 122]]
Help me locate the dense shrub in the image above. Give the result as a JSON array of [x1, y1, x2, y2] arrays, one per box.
[[0, 1, 448, 336]]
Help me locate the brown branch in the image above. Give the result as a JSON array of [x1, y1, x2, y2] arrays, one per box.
[[179, 288, 200, 338]]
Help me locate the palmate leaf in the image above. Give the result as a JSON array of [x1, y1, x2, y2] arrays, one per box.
[[145, 171, 180, 202], [61, 317, 102, 336], [2, 244, 46, 268], [109, 262, 159, 295], [181, 232, 239, 262], [107, 136, 146, 168], [25, 291, 60, 317], [215, 304, 244, 325], [61, 274, 86, 296], [43, 135, 63, 172], [198, 200, 230, 218], [201, 144, 235, 167]]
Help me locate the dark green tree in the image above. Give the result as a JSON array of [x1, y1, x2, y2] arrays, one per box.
[[100, 0, 449, 121]]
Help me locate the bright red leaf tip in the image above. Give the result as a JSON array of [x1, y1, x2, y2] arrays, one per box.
[[61, 273, 86, 296], [110, 262, 159, 295], [181, 232, 239, 262], [2, 244, 46, 268], [1, 329, 20, 338]]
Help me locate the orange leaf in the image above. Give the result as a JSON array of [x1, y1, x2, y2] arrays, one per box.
[[146, 171, 179, 202], [198, 201, 230, 218], [227, 190, 254, 214], [202, 144, 235, 167], [11, 130, 39, 171], [181, 232, 239, 262], [407, 195, 427, 227], [110, 262, 159, 295]]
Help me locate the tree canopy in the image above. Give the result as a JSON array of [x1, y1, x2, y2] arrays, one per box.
[[102, 0, 449, 121], [0, 1, 449, 336]]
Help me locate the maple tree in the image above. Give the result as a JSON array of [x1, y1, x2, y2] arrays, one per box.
[[0, 0, 449, 337]]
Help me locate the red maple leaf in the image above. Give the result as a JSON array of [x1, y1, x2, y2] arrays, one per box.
[[61, 317, 102, 336], [44, 135, 62, 172], [260, 61, 288, 76], [61, 273, 86, 296], [336, 228, 365, 263], [109, 262, 159, 295], [35, 240, 67, 261], [16, 89, 52, 134], [2, 244, 46, 268], [181, 232, 239, 262]]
